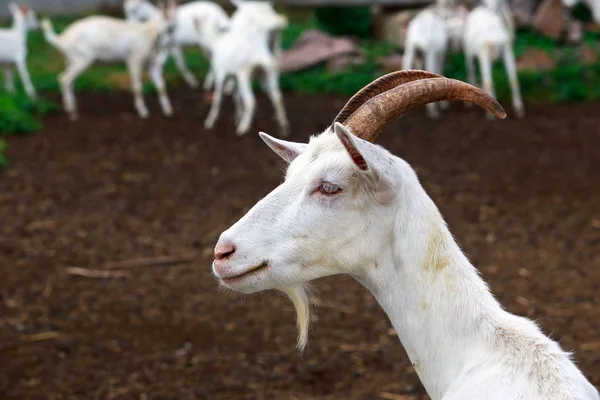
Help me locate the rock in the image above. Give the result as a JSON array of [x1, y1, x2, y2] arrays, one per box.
[[280, 29, 360, 73], [376, 53, 404, 73], [326, 54, 365, 73], [516, 48, 556, 71], [512, 0, 542, 28], [533, 0, 565, 39]]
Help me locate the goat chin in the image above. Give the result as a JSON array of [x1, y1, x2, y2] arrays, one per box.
[[281, 284, 311, 352]]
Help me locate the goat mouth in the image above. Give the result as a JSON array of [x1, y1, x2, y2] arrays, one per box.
[[219, 261, 270, 283]]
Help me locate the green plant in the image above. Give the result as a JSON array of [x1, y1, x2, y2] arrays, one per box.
[[572, 3, 593, 22], [314, 6, 372, 38], [0, 140, 7, 168], [0, 95, 42, 135]]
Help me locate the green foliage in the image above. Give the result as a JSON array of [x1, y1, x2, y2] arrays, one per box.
[[0, 140, 7, 169], [0, 95, 41, 136], [572, 3, 593, 22], [513, 28, 559, 55], [0, 95, 55, 167], [314, 6, 373, 38]]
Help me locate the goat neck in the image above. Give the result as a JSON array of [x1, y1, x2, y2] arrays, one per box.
[[11, 8, 27, 37], [353, 184, 502, 399]]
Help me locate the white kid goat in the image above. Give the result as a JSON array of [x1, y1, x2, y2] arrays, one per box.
[[41, 1, 177, 120], [204, 0, 286, 95], [203, 0, 290, 137], [463, 0, 525, 118], [124, 0, 230, 89], [212, 71, 599, 400], [403, 5, 467, 118], [0, 2, 38, 99]]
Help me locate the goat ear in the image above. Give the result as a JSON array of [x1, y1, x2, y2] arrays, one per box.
[[334, 122, 369, 171], [334, 122, 396, 202], [259, 132, 306, 163]]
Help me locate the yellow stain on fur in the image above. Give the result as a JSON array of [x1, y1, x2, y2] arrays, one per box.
[[423, 227, 451, 273]]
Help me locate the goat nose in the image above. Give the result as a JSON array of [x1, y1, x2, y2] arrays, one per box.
[[215, 241, 236, 261]]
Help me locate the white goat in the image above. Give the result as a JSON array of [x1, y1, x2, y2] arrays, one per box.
[[0, 2, 38, 99], [41, 1, 177, 120], [203, 0, 290, 137], [463, 0, 525, 118], [212, 71, 599, 400], [403, 5, 467, 118], [124, 0, 230, 89]]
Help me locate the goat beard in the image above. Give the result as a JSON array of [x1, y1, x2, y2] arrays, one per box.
[[281, 284, 311, 352]]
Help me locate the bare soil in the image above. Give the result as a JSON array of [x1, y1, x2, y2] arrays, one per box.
[[0, 90, 599, 400]]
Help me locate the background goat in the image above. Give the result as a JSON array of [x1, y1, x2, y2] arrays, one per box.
[[203, 0, 290, 136], [0, 2, 38, 99], [463, 0, 525, 118], [41, 1, 177, 120], [402, 5, 467, 118], [124, 0, 230, 89]]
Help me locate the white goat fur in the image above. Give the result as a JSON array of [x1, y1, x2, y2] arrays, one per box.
[[463, 2, 524, 118], [402, 6, 466, 118], [212, 123, 599, 399], [204, 0, 290, 136], [124, 0, 229, 89], [0, 2, 38, 99], [41, 3, 176, 120]]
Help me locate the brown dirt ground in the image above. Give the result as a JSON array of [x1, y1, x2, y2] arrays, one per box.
[[0, 90, 599, 400]]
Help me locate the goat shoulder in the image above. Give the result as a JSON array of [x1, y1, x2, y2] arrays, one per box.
[[443, 314, 599, 400]]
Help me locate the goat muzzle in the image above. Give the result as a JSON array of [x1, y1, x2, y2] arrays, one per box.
[[337, 70, 507, 143]]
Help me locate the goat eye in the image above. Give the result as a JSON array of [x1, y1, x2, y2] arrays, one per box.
[[318, 182, 342, 195]]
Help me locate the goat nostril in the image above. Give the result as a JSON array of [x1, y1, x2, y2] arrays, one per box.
[[215, 242, 236, 261]]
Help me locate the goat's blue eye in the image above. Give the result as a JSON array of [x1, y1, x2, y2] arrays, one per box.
[[318, 182, 342, 195]]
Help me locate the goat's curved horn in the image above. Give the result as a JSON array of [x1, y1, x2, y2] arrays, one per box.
[[334, 70, 444, 125], [343, 75, 507, 143]]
